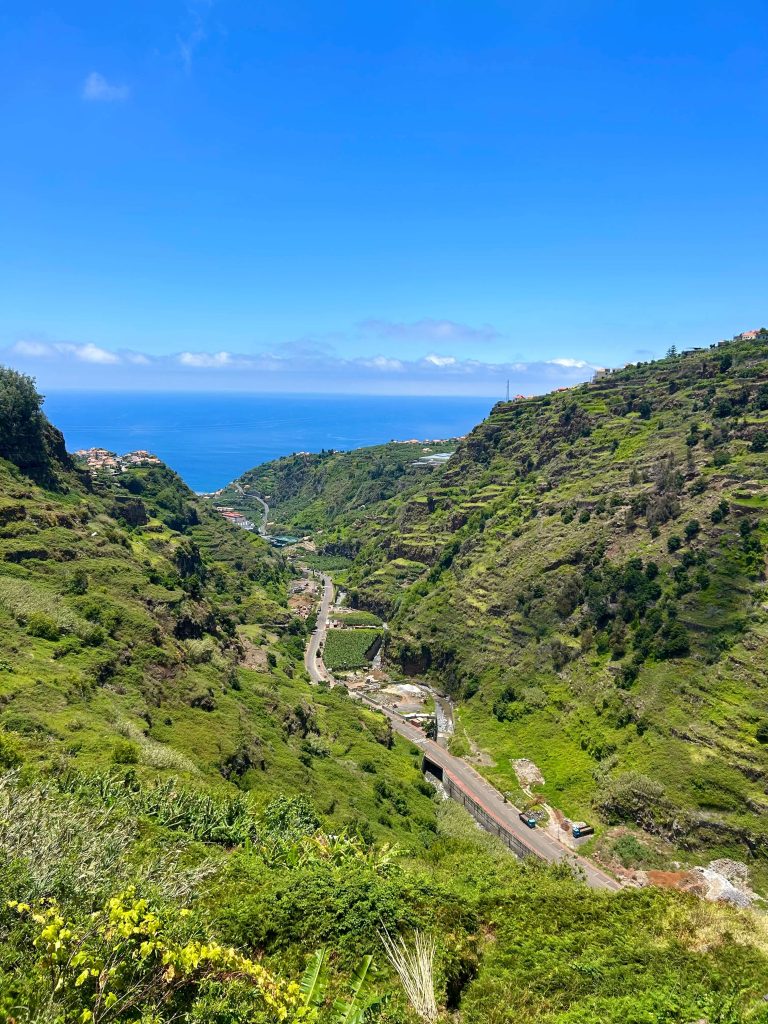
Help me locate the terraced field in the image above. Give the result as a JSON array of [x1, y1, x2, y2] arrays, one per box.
[[322, 627, 382, 670]]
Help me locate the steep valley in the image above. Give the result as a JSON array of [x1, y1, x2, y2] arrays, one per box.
[[3, 357, 768, 1023], [232, 331, 768, 886]]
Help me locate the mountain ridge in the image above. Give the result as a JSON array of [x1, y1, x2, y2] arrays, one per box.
[[228, 330, 768, 883], [3, 359, 768, 1022]]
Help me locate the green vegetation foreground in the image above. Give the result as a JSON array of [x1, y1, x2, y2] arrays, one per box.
[[1, 366, 768, 1022]]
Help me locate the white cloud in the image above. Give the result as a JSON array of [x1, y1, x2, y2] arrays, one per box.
[[13, 340, 53, 357], [358, 356, 404, 371], [177, 0, 214, 72], [12, 340, 119, 363], [547, 357, 589, 369], [70, 343, 120, 364], [3, 331, 600, 396], [178, 351, 234, 368], [82, 72, 130, 102]]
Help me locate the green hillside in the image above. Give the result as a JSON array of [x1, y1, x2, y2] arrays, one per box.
[[3, 364, 768, 1023], [0, 368, 435, 837], [217, 438, 460, 541], [240, 332, 768, 882]]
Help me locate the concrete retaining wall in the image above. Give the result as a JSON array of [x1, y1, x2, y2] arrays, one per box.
[[423, 755, 536, 862]]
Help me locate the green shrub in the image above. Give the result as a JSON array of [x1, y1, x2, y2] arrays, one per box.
[[112, 740, 140, 765], [684, 519, 700, 540], [0, 731, 22, 768], [26, 612, 61, 640], [711, 499, 730, 523], [611, 833, 664, 869]]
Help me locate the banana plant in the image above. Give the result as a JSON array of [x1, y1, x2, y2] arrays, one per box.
[[300, 948, 330, 1009], [300, 949, 389, 1024], [333, 954, 388, 1024]]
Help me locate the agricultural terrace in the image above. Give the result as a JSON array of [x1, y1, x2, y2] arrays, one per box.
[[322, 627, 382, 671]]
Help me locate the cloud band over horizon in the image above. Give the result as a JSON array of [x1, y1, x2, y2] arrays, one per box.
[[2, 334, 603, 397]]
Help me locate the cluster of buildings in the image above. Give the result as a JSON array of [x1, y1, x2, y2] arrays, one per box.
[[396, 436, 465, 445], [74, 448, 162, 473], [213, 506, 256, 531]]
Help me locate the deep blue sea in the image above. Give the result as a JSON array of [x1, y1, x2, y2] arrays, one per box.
[[42, 392, 494, 493]]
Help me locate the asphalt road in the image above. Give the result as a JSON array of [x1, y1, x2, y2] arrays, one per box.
[[241, 488, 269, 535], [304, 571, 334, 684], [366, 704, 619, 891], [305, 571, 620, 892]]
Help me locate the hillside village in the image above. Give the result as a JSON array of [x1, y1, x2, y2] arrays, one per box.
[[73, 447, 162, 473]]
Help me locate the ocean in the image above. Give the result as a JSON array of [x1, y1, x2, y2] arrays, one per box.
[[42, 391, 495, 493]]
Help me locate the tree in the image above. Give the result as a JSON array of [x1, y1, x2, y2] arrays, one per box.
[[711, 499, 730, 524], [684, 520, 700, 541], [0, 366, 46, 468]]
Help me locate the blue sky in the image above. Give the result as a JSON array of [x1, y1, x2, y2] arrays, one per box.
[[0, 1, 766, 395]]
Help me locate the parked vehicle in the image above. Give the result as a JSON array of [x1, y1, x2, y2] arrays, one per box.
[[519, 811, 537, 828], [572, 822, 594, 838]]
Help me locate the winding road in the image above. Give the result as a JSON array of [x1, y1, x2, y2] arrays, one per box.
[[237, 486, 269, 535], [306, 571, 620, 892], [304, 571, 334, 684]]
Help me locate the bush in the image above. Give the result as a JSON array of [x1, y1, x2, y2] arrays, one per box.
[[684, 519, 700, 540], [653, 621, 690, 659], [0, 732, 22, 768], [667, 535, 682, 553], [112, 740, 140, 765], [52, 635, 82, 658], [597, 771, 668, 827], [612, 833, 663, 869], [26, 612, 61, 641], [12, 892, 302, 1024], [67, 567, 89, 595], [711, 499, 730, 524]]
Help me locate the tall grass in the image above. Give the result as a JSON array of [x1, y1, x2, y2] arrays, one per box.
[[0, 576, 90, 636], [0, 771, 212, 905], [56, 769, 260, 846], [116, 718, 199, 774], [379, 929, 437, 1023]]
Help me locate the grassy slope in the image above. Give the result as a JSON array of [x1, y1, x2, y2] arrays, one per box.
[[218, 439, 460, 539], [3, 370, 768, 1022], [0, 424, 435, 844], [249, 332, 768, 876]]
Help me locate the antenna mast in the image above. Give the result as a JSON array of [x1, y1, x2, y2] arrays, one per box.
[[506, 379, 510, 402]]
